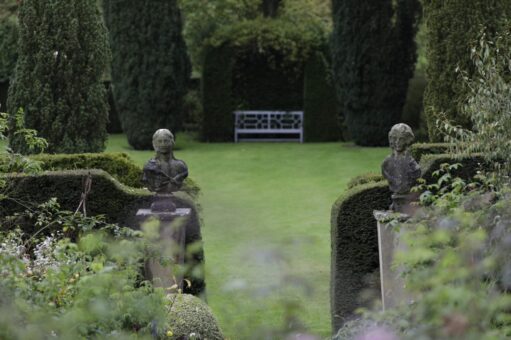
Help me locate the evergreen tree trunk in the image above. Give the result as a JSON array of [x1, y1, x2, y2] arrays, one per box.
[[331, 0, 420, 146], [7, 0, 110, 154], [422, 0, 511, 142], [104, 0, 191, 150]]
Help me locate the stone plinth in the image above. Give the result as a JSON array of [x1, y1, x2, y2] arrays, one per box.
[[374, 210, 411, 310], [137, 207, 191, 290]]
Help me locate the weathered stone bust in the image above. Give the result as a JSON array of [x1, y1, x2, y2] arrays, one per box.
[[382, 123, 421, 212], [142, 129, 188, 211]]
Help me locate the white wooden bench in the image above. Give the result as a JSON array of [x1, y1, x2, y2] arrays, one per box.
[[234, 110, 303, 143]]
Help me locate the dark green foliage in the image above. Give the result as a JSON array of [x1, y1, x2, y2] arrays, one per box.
[[330, 153, 489, 331], [0, 16, 18, 82], [330, 181, 390, 332], [167, 294, 224, 340], [409, 142, 451, 161], [346, 172, 383, 189], [30, 152, 143, 188], [0, 81, 8, 113], [401, 70, 427, 138], [182, 90, 203, 133], [201, 45, 234, 142], [200, 4, 331, 142], [1, 169, 149, 225], [422, 0, 511, 141], [420, 153, 489, 183], [1, 169, 205, 296], [105, 82, 122, 133], [261, 0, 281, 18], [0, 151, 200, 195], [104, 0, 191, 150], [7, 0, 110, 154], [331, 0, 421, 146], [303, 51, 340, 142], [232, 50, 303, 111]]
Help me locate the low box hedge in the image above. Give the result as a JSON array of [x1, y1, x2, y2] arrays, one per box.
[[0, 152, 200, 197], [410, 142, 452, 161]]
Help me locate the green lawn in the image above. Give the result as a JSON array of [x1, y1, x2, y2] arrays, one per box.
[[106, 134, 388, 339]]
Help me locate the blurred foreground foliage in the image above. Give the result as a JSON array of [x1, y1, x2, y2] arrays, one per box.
[[0, 202, 172, 339], [336, 31, 511, 338], [336, 167, 511, 339]]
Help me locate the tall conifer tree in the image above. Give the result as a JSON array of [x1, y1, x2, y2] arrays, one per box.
[[104, 0, 191, 150], [331, 0, 420, 146], [8, 0, 110, 153]]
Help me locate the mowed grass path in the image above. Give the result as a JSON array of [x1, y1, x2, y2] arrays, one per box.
[[106, 134, 388, 339]]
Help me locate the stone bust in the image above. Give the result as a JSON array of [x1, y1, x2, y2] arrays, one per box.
[[382, 123, 421, 212], [142, 129, 188, 194]]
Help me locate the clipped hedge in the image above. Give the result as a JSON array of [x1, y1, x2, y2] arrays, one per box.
[[1, 169, 205, 296], [167, 294, 223, 340], [410, 142, 451, 162], [231, 50, 303, 111], [201, 45, 234, 142], [0, 152, 200, 197], [420, 153, 488, 183], [330, 180, 390, 332], [346, 172, 383, 190], [330, 153, 491, 333], [303, 51, 340, 142], [29, 152, 143, 188]]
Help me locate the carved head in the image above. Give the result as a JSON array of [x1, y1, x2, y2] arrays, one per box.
[[152, 129, 175, 154], [388, 123, 414, 153]]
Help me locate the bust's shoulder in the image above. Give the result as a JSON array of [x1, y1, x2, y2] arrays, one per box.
[[382, 155, 394, 167], [171, 158, 188, 171], [143, 158, 159, 171]]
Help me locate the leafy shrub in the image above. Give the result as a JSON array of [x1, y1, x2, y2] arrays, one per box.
[[422, 0, 511, 141], [0, 198, 216, 338], [335, 158, 510, 338], [440, 29, 511, 177]]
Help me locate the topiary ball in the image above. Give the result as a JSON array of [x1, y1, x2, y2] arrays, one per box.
[[167, 294, 223, 340]]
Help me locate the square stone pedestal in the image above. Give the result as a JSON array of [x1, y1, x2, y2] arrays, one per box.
[[374, 210, 411, 310], [137, 208, 191, 290]]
